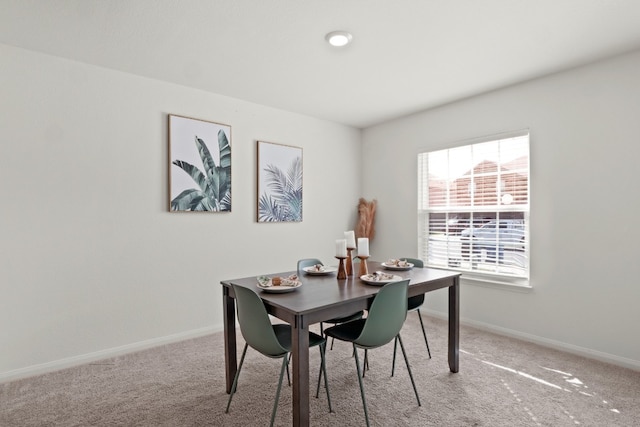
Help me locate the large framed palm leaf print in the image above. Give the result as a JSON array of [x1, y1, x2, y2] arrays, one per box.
[[169, 114, 231, 212], [257, 141, 302, 222]]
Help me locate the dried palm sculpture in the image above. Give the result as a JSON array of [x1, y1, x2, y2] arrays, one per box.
[[356, 198, 377, 240]]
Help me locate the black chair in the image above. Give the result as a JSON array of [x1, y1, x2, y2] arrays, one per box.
[[297, 258, 364, 348]]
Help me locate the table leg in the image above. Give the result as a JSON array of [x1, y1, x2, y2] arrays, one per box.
[[448, 277, 460, 373], [223, 287, 237, 393], [291, 315, 310, 426]]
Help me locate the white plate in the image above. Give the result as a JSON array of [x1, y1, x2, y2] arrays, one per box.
[[257, 276, 302, 293], [360, 272, 403, 285], [381, 262, 414, 271], [303, 266, 338, 275]]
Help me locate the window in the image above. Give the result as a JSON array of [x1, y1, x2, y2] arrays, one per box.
[[418, 131, 530, 283]]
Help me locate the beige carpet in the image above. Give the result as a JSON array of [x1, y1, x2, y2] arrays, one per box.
[[1, 315, 639, 426]]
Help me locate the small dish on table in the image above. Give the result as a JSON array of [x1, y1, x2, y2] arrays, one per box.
[[381, 259, 414, 271], [257, 274, 302, 293], [302, 264, 338, 275], [360, 271, 403, 286]]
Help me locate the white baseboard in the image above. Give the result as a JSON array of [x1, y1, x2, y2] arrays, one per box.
[[0, 325, 223, 384], [422, 309, 640, 372], [4, 314, 639, 384]]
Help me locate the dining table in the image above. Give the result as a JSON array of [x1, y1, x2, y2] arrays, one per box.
[[220, 260, 461, 426]]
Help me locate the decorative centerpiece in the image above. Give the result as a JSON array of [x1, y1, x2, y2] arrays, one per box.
[[345, 230, 356, 276], [335, 238, 348, 280], [357, 237, 369, 276]]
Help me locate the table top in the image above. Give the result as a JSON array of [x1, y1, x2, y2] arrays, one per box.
[[221, 261, 459, 322]]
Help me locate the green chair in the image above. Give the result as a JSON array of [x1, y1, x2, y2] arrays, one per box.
[[297, 258, 364, 348], [226, 284, 332, 427], [323, 280, 420, 427], [391, 257, 431, 377]]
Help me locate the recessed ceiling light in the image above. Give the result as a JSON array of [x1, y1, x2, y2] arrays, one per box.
[[325, 31, 353, 47]]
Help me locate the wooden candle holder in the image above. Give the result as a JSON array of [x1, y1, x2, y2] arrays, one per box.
[[357, 255, 369, 276], [336, 256, 347, 280], [346, 247, 355, 276]]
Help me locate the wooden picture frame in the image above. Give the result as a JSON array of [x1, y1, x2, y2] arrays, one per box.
[[168, 114, 231, 212], [257, 141, 302, 222]]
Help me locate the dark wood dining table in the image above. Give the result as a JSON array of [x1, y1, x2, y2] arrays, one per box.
[[220, 261, 461, 426]]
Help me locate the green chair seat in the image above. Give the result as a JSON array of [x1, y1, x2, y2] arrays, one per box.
[[407, 293, 425, 311], [325, 311, 364, 324], [273, 323, 326, 350], [320, 319, 366, 342]]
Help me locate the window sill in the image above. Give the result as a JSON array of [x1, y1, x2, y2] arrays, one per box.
[[460, 273, 532, 292]]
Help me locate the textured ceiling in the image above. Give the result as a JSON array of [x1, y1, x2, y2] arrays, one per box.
[[2, 0, 640, 128]]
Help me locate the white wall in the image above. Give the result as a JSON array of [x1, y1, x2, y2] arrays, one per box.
[[3, 42, 639, 381], [362, 49, 640, 369], [0, 44, 362, 380]]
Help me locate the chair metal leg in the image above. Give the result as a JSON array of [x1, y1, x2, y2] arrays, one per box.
[[270, 353, 289, 427], [286, 358, 291, 386], [316, 346, 323, 398], [225, 343, 249, 413], [397, 334, 421, 407], [353, 345, 371, 427], [362, 348, 369, 377], [392, 308, 431, 376], [415, 308, 431, 358], [316, 342, 333, 412], [391, 336, 398, 377], [321, 321, 337, 350]]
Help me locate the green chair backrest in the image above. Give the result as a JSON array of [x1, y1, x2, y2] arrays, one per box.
[[231, 284, 288, 357], [402, 257, 424, 268], [355, 279, 409, 348], [297, 258, 323, 273]]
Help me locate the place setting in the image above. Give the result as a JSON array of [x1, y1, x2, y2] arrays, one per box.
[[256, 274, 302, 293], [359, 258, 413, 285], [360, 270, 404, 285], [381, 258, 415, 271], [301, 263, 338, 276]]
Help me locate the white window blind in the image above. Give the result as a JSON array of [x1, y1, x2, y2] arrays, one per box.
[[418, 131, 530, 281]]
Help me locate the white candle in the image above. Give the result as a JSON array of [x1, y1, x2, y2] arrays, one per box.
[[336, 239, 347, 257], [344, 230, 356, 248], [357, 238, 369, 257]]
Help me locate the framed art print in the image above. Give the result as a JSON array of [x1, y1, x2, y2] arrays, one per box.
[[169, 114, 231, 212], [257, 141, 302, 222]]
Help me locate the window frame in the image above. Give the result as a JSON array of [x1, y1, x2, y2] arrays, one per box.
[[417, 130, 531, 288]]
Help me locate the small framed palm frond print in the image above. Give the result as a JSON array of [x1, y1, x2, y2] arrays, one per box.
[[168, 114, 231, 212], [257, 141, 302, 222]]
